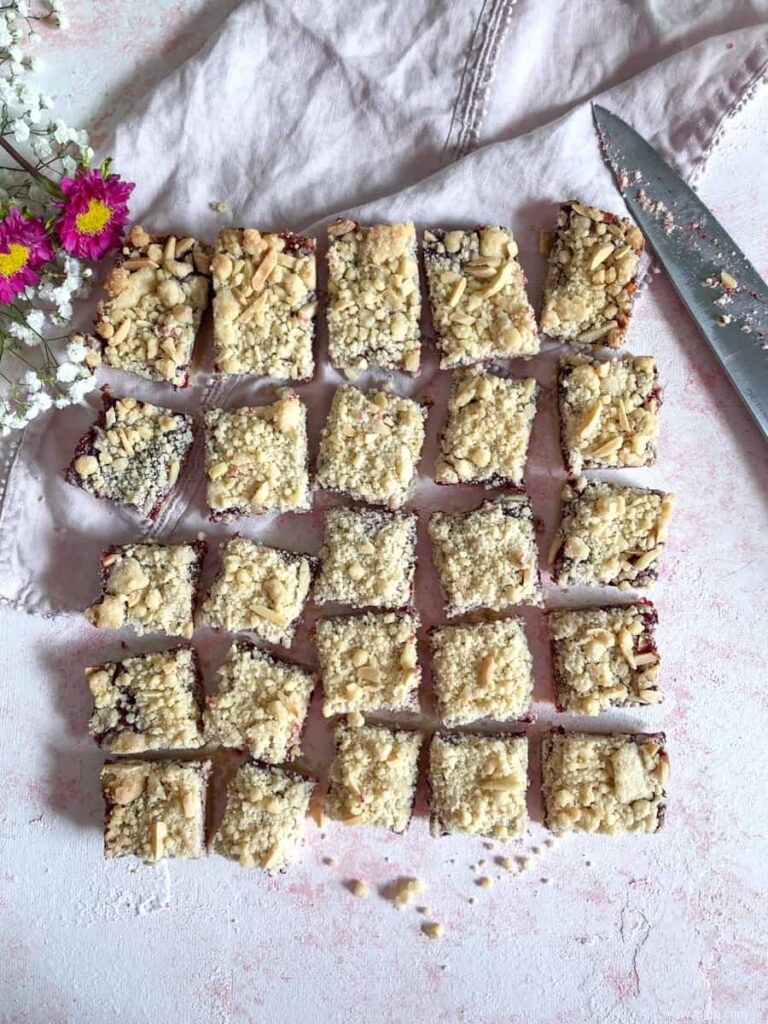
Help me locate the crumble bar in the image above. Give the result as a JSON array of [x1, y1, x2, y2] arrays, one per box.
[[84, 540, 205, 638], [541, 729, 668, 834], [435, 368, 537, 488], [102, 759, 210, 862], [204, 392, 310, 518], [87, 647, 204, 754], [558, 353, 661, 475], [539, 201, 644, 348], [314, 507, 417, 608], [548, 603, 661, 714], [430, 619, 532, 726], [423, 226, 539, 368], [204, 642, 315, 762], [429, 494, 542, 615], [324, 722, 422, 833], [326, 219, 421, 375], [92, 226, 210, 387], [211, 228, 316, 379], [213, 762, 314, 871], [428, 732, 528, 840], [316, 611, 420, 717], [316, 385, 426, 509], [551, 478, 674, 589], [66, 388, 194, 520], [201, 537, 315, 647]]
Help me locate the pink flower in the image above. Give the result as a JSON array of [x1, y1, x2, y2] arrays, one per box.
[[55, 168, 134, 260], [0, 208, 54, 304]]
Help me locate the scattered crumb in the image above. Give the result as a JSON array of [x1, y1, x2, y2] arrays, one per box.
[[719, 314, 732, 325], [347, 710, 365, 728], [422, 922, 444, 940], [349, 879, 369, 898], [196, 531, 206, 541], [385, 877, 425, 910], [720, 270, 738, 290], [210, 200, 230, 213], [585, 860, 593, 867], [476, 876, 493, 889], [416, 905, 430, 915], [541, 877, 550, 885], [468, 897, 476, 904], [482, 842, 494, 851], [530, 846, 541, 855], [519, 857, 533, 871], [544, 837, 557, 848], [323, 856, 337, 867], [497, 856, 516, 872]]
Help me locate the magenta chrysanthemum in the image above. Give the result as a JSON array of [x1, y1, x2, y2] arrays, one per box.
[[0, 208, 54, 304], [55, 168, 134, 260]]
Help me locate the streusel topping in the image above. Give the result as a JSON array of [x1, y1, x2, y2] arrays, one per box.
[[102, 759, 209, 862], [213, 762, 313, 870], [84, 541, 203, 638], [211, 228, 316, 379], [202, 538, 315, 646], [541, 731, 668, 834], [68, 392, 194, 518], [317, 611, 420, 717], [204, 643, 315, 762], [429, 494, 542, 615], [326, 219, 421, 375], [429, 733, 528, 840], [558, 353, 660, 474], [540, 201, 644, 347], [324, 723, 422, 833], [549, 604, 661, 714], [552, 478, 674, 589], [316, 385, 426, 509], [423, 226, 539, 368], [436, 368, 537, 487], [431, 619, 533, 726], [315, 507, 416, 608], [204, 392, 310, 516], [87, 647, 203, 754], [93, 226, 210, 386]]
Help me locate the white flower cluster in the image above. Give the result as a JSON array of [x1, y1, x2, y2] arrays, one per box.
[[0, 1, 103, 436]]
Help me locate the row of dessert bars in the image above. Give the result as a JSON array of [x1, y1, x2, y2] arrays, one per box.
[[66, 367, 663, 523], [102, 726, 668, 866], [83, 204, 642, 387], [85, 582, 660, 753]]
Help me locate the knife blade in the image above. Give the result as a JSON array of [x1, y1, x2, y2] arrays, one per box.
[[592, 104, 768, 443]]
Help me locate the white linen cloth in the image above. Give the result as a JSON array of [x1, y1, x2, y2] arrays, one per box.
[[1, 0, 766, 616]]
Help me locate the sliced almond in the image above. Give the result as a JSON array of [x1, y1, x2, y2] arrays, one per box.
[[589, 435, 624, 459], [617, 397, 631, 433], [589, 243, 615, 270], [477, 261, 514, 299], [251, 247, 278, 292], [251, 604, 289, 626], [634, 652, 659, 667], [577, 401, 602, 439], [618, 627, 636, 670], [478, 653, 496, 687], [448, 277, 466, 307], [150, 820, 167, 860], [577, 321, 617, 344], [123, 257, 158, 270], [328, 218, 356, 237], [633, 546, 663, 572]]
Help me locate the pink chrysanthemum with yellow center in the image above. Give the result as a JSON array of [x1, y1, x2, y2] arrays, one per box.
[[56, 168, 134, 260], [0, 208, 54, 304]]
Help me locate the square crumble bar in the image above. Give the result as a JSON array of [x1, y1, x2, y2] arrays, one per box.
[[201, 537, 316, 647], [551, 478, 674, 589], [429, 494, 542, 616], [541, 729, 668, 834], [84, 540, 205, 638], [316, 385, 426, 509], [324, 721, 422, 834], [316, 611, 420, 717], [435, 368, 537, 488], [204, 392, 310, 518], [65, 388, 194, 520], [211, 228, 316, 380], [326, 219, 421, 375], [539, 201, 644, 349], [102, 759, 211, 863], [213, 762, 314, 871], [558, 353, 661, 475], [314, 507, 417, 609], [430, 619, 533, 727], [87, 646, 204, 754], [423, 226, 539, 368], [91, 226, 211, 387], [428, 732, 528, 840], [204, 642, 315, 763], [548, 603, 661, 714]]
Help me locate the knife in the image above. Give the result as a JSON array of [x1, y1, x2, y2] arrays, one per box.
[[592, 104, 768, 443]]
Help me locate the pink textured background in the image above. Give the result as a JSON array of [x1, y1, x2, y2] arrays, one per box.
[[1, 5, 767, 1023]]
